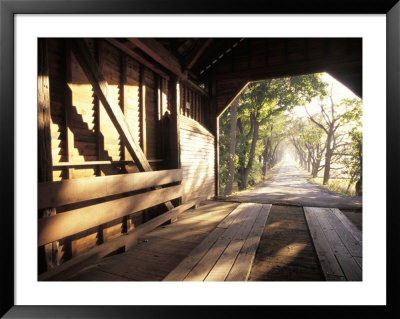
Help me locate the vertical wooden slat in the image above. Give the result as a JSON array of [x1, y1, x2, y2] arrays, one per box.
[[139, 65, 147, 156], [168, 77, 181, 170], [157, 75, 162, 121], [120, 53, 127, 163], [65, 42, 74, 180], [199, 96, 204, 125], [62, 40, 74, 261], [211, 80, 219, 197], [38, 38, 58, 271], [95, 39, 103, 174], [189, 89, 194, 119], [195, 92, 199, 122], [182, 85, 186, 117]]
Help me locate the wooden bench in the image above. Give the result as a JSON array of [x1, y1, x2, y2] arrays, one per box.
[[163, 203, 271, 281], [304, 207, 362, 281]]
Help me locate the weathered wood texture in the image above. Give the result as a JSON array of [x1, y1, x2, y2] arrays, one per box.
[[39, 178, 183, 247], [39, 197, 204, 281], [303, 207, 362, 281], [38, 169, 182, 209], [38, 38, 59, 270], [179, 115, 215, 202], [180, 84, 206, 126], [249, 205, 323, 281], [47, 38, 163, 180], [44, 38, 180, 262], [163, 203, 271, 281], [67, 200, 240, 281]]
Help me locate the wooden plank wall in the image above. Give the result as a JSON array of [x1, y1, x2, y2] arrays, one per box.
[[179, 83, 206, 126], [180, 115, 215, 202], [45, 38, 166, 263]]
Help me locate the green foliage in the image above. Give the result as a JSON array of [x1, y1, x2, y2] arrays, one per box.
[[219, 73, 327, 191]]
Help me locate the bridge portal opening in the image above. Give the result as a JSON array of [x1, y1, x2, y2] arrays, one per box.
[[218, 72, 363, 200]]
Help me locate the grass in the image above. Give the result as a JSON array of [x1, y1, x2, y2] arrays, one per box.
[[310, 177, 356, 196]]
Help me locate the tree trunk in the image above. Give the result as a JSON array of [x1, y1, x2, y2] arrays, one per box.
[[262, 137, 271, 178], [355, 156, 362, 196], [355, 176, 362, 196], [323, 132, 333, 185], [224, 98, 238, 195], [238, 117, 259, 190]]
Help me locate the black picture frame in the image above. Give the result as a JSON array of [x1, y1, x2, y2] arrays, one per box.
[[1, 1, 399, 318]]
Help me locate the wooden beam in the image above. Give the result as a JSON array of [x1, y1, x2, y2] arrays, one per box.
[[213, 53, 361, 82], [217, 80, 248, 117], [210, 80, 219, 198], [181, 78, 209, 98], [185, 39, 213, 71], [68, 39, 152, 172], [139, 65, 147, 156], [38, 38, 59, 270], [52, 159, 163, 167], [105, 38, 170, 80], [38, 184, 183, 246], [128, 38, 184, 79], [38, 169, 182, 210], [68, 39, 175, 211], [38, 197, 205, 281], [168, 77, 181, 170]]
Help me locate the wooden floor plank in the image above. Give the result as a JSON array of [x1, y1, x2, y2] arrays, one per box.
[[330, 208, 362, 242], [204, 204, 262, 281], [324, 210, 362, 258], [217, 203, 254, 229], [226, 204, 272, 281], [354, 256, 362, 269], [303, 207, 345, 280], [162, 227, 226, 281], [315, 210, 362, 281], [70, 201, 238, 281], [183, 203, 254, 281]]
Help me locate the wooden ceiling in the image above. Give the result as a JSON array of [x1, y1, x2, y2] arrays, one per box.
[[108, 37, 362, 115]]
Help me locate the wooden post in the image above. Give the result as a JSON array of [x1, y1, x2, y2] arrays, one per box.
[[120, 52, 127, 165], [139, 65, 147, 157], [210, 80, 219, 198], [38, 38, 59, 272], [65, 42, 75, 180], [167, 76, 182, 223], [168, 76, 181, 170], [62, 40, 74, 261]]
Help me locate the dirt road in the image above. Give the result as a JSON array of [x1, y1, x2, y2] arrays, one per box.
[[225, 156, 362, 209]]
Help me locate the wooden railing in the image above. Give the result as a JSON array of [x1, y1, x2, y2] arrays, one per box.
[[38, 169, 205, 280]]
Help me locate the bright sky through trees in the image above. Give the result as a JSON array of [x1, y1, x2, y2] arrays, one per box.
[[290, 72, 360, 118]]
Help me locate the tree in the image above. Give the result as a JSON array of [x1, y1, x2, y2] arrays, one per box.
[[288, 118, 326, 177], [236, 74, 327, 190], [261, 113, 287, 176], [339, 98, 362, 195], [305, 86, 360, 184], [224, 97, 238, 195]]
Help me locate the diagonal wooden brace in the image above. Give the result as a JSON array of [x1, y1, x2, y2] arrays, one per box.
[[68, 38, 174, 210]]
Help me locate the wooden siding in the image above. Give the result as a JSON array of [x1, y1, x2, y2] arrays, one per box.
[[179, 84, 206, 126], [44, 38, 168, 263], [180, 115, 215, 202]]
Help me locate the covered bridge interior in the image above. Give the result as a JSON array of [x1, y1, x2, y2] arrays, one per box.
[[38, 37, 362, 281]]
